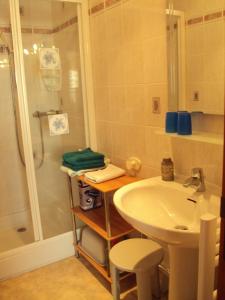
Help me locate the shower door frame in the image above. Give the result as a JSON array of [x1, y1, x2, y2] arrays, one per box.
[[0, 0, 96, 279]]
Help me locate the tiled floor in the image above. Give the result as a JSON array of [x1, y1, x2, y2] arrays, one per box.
[[0, 257, 168, 300]]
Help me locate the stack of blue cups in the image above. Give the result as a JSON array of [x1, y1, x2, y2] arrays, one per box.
[[166, 111, 192, 135]]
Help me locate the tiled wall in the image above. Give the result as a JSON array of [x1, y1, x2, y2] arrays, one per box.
[[173, 0, 225, 114], [89, 0, 224, 187]]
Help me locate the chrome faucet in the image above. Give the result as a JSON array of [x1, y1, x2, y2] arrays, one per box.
[[183, 168, 205, 192]]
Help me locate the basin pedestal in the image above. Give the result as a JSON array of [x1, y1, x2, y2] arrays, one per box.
[[168, 245, 198, 300]]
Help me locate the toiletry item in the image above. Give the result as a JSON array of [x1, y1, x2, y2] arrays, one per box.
[[78, 180, 102, 211], [165, 112, 178, 133], [161, 158, 174, 181], [80, 226, 106, 266], [177, 111, 192, 135]]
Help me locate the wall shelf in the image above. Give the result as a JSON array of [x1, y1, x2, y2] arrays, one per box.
[[156, 130, 223, 145]]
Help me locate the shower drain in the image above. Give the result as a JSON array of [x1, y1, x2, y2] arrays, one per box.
[[174, 225, 189, 231], [17, 227, 27, 233]]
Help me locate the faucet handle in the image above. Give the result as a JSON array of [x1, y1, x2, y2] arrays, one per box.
[[191, 168, 203, 179]]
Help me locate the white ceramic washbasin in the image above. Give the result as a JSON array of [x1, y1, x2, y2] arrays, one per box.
[[114, 176, 220, 300], [114, 176, 220, 247]]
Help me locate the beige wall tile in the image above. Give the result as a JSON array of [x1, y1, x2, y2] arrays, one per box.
[[124, 85, 145, 125], [94, 87, 109, 121], [107, 47, 124, 85], [125, 125, 147, 161], [123, 42, 144, 85], [122, 0, 142, 45], [96, 121, 113, 157], [92, 50, 109, 87], [145, 127, 171, 168], [108, 86, 126, 122], [186, 25, 205, 56], [171, 139, 223, 186], [90, 13, 107, 52], [140, 1, 167, 40], [105, 5, 123, 50], [142, 36, 167, 84], [111, 123, 129, 159]]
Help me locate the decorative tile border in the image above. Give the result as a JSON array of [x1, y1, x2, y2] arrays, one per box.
[[90, 0, 123, 15], [204, 11, 222, 21], [187, 10, 225, 26], [105, 0, 121, 8], [0, 27, 11, 33], [91, 2, 104, 14], [187, 16, 203, 26], [52, 16, 78, 33], [0, 16, 78, 36]]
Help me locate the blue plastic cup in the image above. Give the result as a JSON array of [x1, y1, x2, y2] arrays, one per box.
[[177, 112, 192, 135], [166, 112, 178, 133]]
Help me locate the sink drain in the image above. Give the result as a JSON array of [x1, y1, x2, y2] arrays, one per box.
[[174, 225, 189, 231]]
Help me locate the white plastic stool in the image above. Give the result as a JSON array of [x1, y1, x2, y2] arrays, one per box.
[[109, 238, 164, 300]]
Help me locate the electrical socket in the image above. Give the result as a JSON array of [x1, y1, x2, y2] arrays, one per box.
[[152, 97, 161, 114], [193, 91, 199, 101]]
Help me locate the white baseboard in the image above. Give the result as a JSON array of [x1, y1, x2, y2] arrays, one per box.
[[0, 231, 74, 281]]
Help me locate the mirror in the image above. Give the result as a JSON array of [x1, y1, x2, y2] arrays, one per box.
[[167, 0, 225, 115]]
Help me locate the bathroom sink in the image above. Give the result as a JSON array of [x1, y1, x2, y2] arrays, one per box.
[[113, 177, 220, 300], [114, 176, 220, 247]]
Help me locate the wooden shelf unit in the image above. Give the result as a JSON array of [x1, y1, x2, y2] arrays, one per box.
[[70, 174, 140, 285]]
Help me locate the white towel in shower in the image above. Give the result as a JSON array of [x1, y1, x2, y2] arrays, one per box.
[[48, 113, 69, 136], [84, 164, 125, 183]]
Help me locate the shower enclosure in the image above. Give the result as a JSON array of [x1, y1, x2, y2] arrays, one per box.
[[0, 0, 95, 277]]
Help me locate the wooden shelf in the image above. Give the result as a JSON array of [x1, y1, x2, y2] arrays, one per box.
[[77, 175, 139, 193], [76, 245, 133, 283], [156, 129, 223, 145], [76, 245, 112, 282], [72, 204, 134, 241]]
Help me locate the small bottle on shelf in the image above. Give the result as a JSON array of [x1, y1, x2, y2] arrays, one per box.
[[161, 158, 174, 181]]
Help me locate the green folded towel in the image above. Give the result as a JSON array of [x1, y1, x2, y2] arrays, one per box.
[[63, 161, 105, 171], [63, 148, 104, 165]]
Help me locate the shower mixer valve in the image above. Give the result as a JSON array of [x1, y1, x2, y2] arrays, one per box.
[[33, 109, 62, 118]]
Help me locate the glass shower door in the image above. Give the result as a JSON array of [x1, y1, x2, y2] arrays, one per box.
[[0, 0, 35, 252], [19, 0, 87, 238]]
